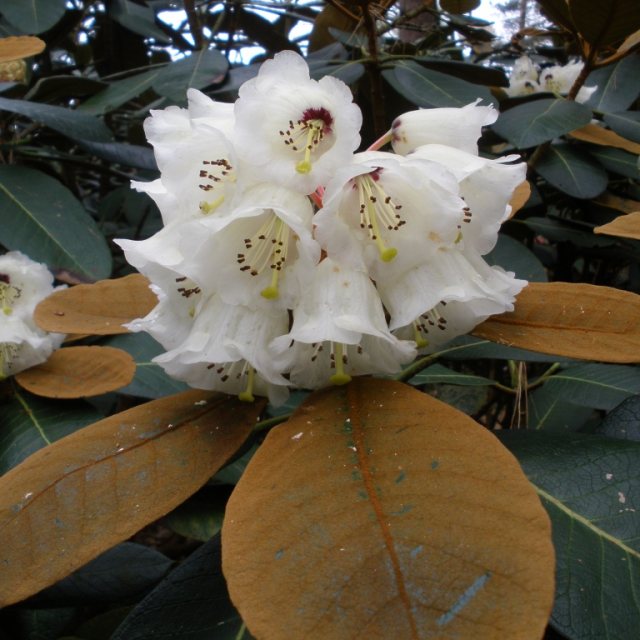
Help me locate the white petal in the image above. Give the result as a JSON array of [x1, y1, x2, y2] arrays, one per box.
[[234, 51, 362, 193], [410, 144, 527, 254]]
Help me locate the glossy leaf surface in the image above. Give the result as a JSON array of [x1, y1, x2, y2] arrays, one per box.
[[0, 166, 112, 280], [501, 432, 640, 640], [112, 536, 249, 640], [492, 99, 592, 149], [0, 390, 103, 475]]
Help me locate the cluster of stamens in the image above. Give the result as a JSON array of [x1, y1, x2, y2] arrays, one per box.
[[309, 342, 363, 386], [236, 213, 291, 300], [279, 107, 333, 175], [413, 303, 448, 348], [0, 274, 20, 316], [198, 158, 234, 214], [355, 172, 405, 262], [206, 361, 256, 401], [175, 276, 201, 317]]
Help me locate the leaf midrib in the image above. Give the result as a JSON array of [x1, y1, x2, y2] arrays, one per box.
[[535, 485, 640, 560], [0, 177, 85, 273]]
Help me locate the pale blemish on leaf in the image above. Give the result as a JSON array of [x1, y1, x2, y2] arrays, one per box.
[[437, 571, 492, 626], [410, 545, 424, 559]]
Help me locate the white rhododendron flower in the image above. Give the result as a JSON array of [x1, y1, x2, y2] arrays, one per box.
[[233, 50, 362, 194], [0, 251, 64, 379], [506, 56, 596, 104], [390, 101, 498, 155], [118, 51, 528, 404]]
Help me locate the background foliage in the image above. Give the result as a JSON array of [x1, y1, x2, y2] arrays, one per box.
[[0, 1, 639, 638]]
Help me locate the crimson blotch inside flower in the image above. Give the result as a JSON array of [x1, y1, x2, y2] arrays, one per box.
[[118, 51, 527, 405]]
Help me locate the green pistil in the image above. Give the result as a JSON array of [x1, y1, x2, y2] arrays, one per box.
[[330, 343, 352, 385], [238, 367, 256, 402]]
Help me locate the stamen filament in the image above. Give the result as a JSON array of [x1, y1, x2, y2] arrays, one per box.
[[357, 180, 398, 263]]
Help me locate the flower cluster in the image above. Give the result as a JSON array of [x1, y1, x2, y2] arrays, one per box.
[[506, 56, 596, 103], [0, 251, 65, 380], [118, 51, 527, 404]]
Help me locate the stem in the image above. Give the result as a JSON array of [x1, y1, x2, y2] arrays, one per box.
[[234, 622, 246, 640], [184, 0, 204, 49], [252, 412, 292, 433], [358, 0, 387, 139], [367, 129, 393, 151]]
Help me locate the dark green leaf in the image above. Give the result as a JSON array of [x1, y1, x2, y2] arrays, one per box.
[[415, 56, 508, 87], [529, 384, 595, 432], [265, 389, 310, 419], [30, 543, 172, 606], [604, 111, 640, 144], [521, 216, 616, 247], [213, 443, 259, 486], [485, 233, 548, 282], [386, 59, 496, 108], [152, 49, 229, 102], [536, 0, 576, 31], [596, 395, 640, 441], [308, 59, 365, 84], [586, 55, 640, 112], [25, 76, 108, 103], [111, 0, 170, 43], [0, 166, 112, 280], [78, 140, 156, 171], [409, 363, 494, 386], [11, 608, 79, 640], [500, 432, 640, 640], [78, 68, 165, 116], [111, 536, 251, 640], [0, 97, 112, 142], [569, 0, 640, 46], [104, 333, 189, 399], [0, 390, 102, 475], [163, 488, 229, 542], [1, 0, 66, 34], [438, 335, 576, 362], [544, 363, 640, 410], [535, 143, 608, 199], [492, 98, 592, 149], [588, 146, 640, 179]]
